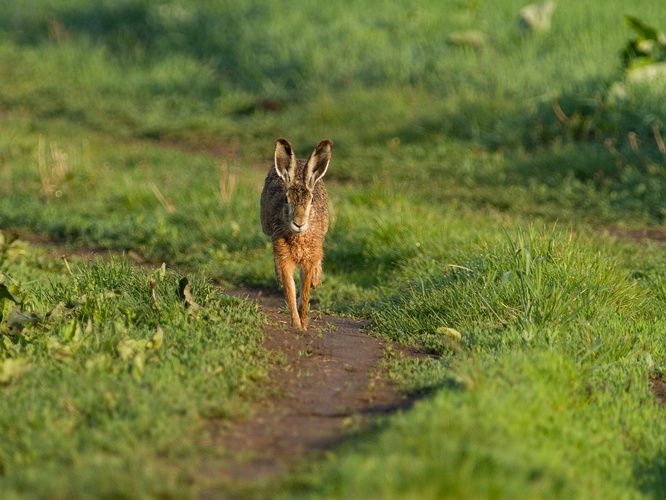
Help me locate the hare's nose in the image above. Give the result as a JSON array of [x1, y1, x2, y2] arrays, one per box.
[[294, 221, 305, 229]]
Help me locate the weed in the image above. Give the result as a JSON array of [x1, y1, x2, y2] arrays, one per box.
[[218, 161, 238, 206], [36, 136, 70, 200]]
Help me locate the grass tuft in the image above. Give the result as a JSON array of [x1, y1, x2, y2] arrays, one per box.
[[372, 227, 644, 354]]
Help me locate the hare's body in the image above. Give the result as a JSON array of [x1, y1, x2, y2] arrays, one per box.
[[260, 139, 332, 330]]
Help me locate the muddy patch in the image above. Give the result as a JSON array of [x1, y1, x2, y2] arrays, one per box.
[[650, 374, 666, 406], [602, 226, 666, 243]]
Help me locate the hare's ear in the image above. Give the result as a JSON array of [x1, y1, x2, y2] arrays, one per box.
[[305, 140, 332, 189], [274, 138, 297, 184]]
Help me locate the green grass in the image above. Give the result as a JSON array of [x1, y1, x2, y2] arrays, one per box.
[[284, 227, 666, 499], [0, 242, 269, 498], [288, 350, 666, 499], [0, 0, 666, 497], [373, 227, 644, 352]]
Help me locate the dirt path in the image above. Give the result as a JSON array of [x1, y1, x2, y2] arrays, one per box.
[[22, 235, 421, 486], [13, 235, 421, 497], [199, 287, 421, 487]]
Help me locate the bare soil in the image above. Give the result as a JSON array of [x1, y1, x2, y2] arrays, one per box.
[[199, 286, 422, 486], [649, 374, 666, 406], [601, 226, 666, 243]]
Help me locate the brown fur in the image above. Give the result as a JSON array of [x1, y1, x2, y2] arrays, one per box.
[[260, 138, 332, 330]]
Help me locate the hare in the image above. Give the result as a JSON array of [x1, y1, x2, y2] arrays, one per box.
[[260, 138, 333, 330]]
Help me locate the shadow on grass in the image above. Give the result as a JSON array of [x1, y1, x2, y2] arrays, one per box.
[[325, 234, 418, 289], [634, 451, 666, 498], [1, 2, 304, 96]]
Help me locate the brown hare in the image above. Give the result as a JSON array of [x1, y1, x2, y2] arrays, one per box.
[[260, 138, 333, 330]]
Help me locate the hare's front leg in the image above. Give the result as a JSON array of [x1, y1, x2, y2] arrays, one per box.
[[298, 264, 315, 330], [274, 245, 302, 329], [282, 261, 302, 329]]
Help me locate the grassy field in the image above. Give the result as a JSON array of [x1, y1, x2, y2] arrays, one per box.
[[1, 0, 666, 497]]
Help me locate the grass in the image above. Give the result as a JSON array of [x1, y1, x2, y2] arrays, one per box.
[[289, 349, 666, 499], [0, 242, 269, 498], [285, 226, 666, 499], [372, 227, 643, 352], [0, 0, 666, 497]]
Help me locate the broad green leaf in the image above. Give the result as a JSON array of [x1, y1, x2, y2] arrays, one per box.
[[147, 326, 164, 351], [622, 16, 666, 70], [63, 318, 82, 342], [55, 343, 82, 357], [436, 326, 462, 341], [625, 15, 663, 42], [0, 283, 21, 305], [116, 336, 148, 361], [155, 262, 167, 279], [0, 358, 30, 384], [132, 353, 145, 381]]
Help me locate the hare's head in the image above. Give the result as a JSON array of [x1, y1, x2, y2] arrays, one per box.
[[273, 138, 332, 234]]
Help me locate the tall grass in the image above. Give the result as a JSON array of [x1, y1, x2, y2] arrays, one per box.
[[287, 226, 666, 499], [373, 227, 645, 353]]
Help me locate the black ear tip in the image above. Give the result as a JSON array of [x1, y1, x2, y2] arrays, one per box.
[[314, 140, 333, 156], [276, 138, 293, 153]]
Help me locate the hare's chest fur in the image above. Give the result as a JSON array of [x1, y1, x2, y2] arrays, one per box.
[[275, 231, 325, 266]]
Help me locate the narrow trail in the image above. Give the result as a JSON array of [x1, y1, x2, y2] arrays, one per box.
[[199, 287, 422, 486], [24, 236, 423, 485]]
